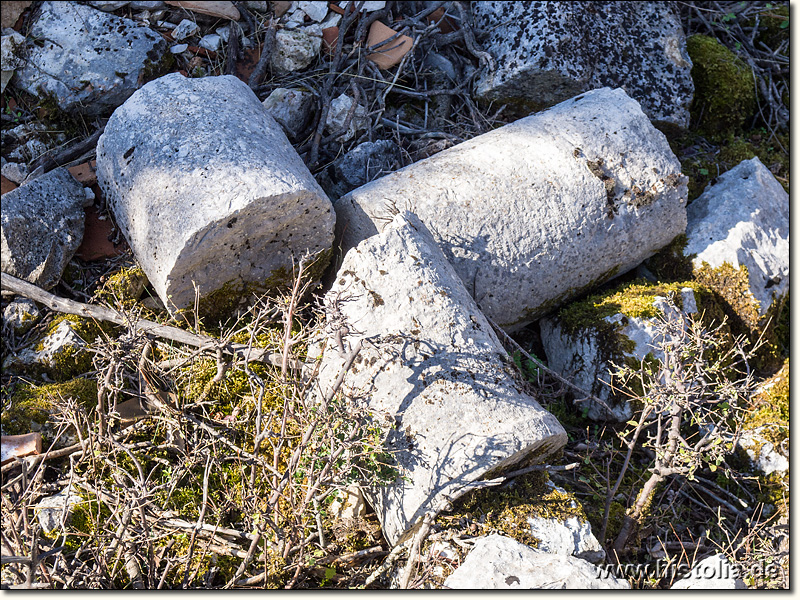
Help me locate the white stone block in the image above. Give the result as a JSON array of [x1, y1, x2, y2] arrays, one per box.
[[96, 74, 335, 314], [685, 157, 789, 315], [313, 212, 566, 545], [444, 534, 629, 589], [336, 87, 688, 330]]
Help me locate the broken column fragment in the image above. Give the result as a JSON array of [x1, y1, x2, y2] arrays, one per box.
[[96, 73, 335, 315], [313, 212, 567, 545], [336, 87, 688, 331]]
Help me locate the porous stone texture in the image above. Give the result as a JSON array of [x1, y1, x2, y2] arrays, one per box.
[[541, 287, 698, 422], [262, 88, 315, 139], [336, 87, 688, 330], [671, 554, 747, 589], [271, 27, 322, 72], [13, 1, 166, 116], [2, 298, 41, 335], [443, 534, 629, 589], [172, 18, 200, 40], [313, 212, 567, 545], [527, 482, 604, 563], [472, 1, 694, 127], [1, 168, 86, 290], [685, 157, 789, 315], [96, 73, 335, 314]]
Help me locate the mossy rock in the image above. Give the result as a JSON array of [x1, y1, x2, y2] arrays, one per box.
[[745, 358, 788, 438], [693, 262, 784, 372], [686, 34, 756, 139], [2, 377, 97, 443], [435, 471, 587, 548]]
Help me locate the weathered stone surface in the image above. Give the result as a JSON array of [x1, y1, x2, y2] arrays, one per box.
[[527, 482, 604, 563], [1, 168, 85, 290], [336, 87, 688, 330], [443, 534, 629, 589], [325, 92, 369, 141], [297, 0, 329, 21], [320, 140, 402, 200], [35, 486, 82, 534], [96, 73, 335, 314], [472, 1, 693, 127], [1, 161, 28, 184], [739, 429, 788, 476], [313, 212, 567, 545], [685, 157, 789, 315], [2, 298, 41, 335], [14, 2, 166, 116], [671, 554, 747, 589], [271, 26, 322, 72], [1, 30, 26, 93], [199, 33, 222, 52], [88, 0, 130, 10], [6, 319, 87, 373], [172, 18, 200, 41], [541, 286, 698, 422], [262, 87, 315, 139]]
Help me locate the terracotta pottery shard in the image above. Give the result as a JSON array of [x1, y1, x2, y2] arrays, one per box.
[[75, 204, 128, 261], [1, 1, 31, 29], [1, 175, 18, 195], [1, 432, 42, 465], [272, 1, 292, 17], [366, 20, 412, 70], [165, 1, 240, 20], [68, 160, 98, 186], [322, 26, 339, 55]]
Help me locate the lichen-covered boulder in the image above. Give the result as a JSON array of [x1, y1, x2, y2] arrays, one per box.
[[312, 212, 567, 545], [13, 1, 166, 116], [472, 1, 694, 127], [540, 283, 700, 422], [336, 87, 688, 330], [738, 360, 788, 476], [685, 157, 789, 316], [96, 73, 335, 316], [1, 168, 86, 290], [443, 534, 629, 589]]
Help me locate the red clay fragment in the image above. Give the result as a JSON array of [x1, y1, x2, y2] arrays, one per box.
[[1, 175, 17, 195], [75, 205, 128, 261], [68, 160, 97, 186], [1, 432, 42, 465], [425, 7, 457, 34], [366, 20, 413, 70], [322, 26, 339, 55]]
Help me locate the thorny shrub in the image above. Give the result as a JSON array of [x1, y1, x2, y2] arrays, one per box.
[[1, 264, 397, 589]]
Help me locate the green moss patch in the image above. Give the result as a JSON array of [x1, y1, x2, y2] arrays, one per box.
[[686, 34, 756, 139], [435, 471, 586, 548], [2, 377, 97, 438]]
